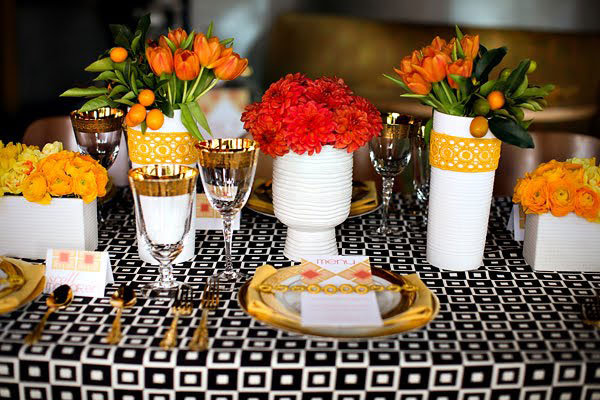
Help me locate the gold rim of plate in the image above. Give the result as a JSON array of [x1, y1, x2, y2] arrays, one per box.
[[238, 266, 439, 339], [0, 259, 25, 299]]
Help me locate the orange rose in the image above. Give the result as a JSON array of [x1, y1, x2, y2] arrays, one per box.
[[573, 186, 600, 221], [446, 58, 473, 89], [401, 71, 431, 95], [193, 33, 223, 68], [146, 45, 174, 76], [174, 49, 201, 81], [159, 28, 188, 49], [460, 34, 480, 59], [547, 178, 577, 217], [414, 49, 450, 83], [212, 51, 248, 81], [22, 173, 51, 205], [521, 176, 550, 214], [72, 170, 98, 203]]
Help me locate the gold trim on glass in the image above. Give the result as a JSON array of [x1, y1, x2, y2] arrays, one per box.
[[381, 112, 421, 139], [238, 266, 439, 339], [70, 107, 125, 133], [196, 138, 259, 169], [128, 165, 199, 197]]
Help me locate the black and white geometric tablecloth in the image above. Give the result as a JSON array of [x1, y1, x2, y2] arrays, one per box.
[[0, 197, 599, 399]]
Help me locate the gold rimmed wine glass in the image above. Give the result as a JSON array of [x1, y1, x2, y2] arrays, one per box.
[[196, 138, 259, 282], [128, 164, 198, 297], [70, 107, 124, 223], [369, 113, 421, 236]]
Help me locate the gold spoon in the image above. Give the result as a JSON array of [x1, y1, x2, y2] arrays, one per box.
[[106, 285, 137, 344], [25, 285, 73, 345]]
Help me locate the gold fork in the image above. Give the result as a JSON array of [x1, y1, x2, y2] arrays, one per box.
[[160, 286, 193, 349], [189, 278, 220, 351]]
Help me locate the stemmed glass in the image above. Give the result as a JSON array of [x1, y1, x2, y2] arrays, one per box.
[[128, 164, 198, 297], [196, 139, 259, 282], [70, 107, 124, 222], [369, 113, 421, 236]]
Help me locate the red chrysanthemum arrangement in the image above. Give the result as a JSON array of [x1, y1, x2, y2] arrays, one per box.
[[241, 73, 383, 157]]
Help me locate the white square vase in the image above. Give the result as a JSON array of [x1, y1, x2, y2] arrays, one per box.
[[523, 213, 600, 271], [0, 196, 98, 259]]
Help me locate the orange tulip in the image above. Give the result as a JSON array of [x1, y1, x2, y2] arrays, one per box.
[[413, 50, 449, 83], [212, 51, 248, 80], [159, 27, 188, 49], [174, 49, 201, 81], [146, 45, 174, 76], [430, 36, 446, 52], [442, 38, 456, 56], [193, 33, 224, 68], [460, 34, 480, 59], [446, 58, 473, 89], [393, 50, 422, 77], [401, 71, 431, 95]]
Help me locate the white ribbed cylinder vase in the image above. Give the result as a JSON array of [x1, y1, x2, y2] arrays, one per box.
[[128, 110, 198, 265], [426, 110, 501, 271], [272, 146, 353, 261]]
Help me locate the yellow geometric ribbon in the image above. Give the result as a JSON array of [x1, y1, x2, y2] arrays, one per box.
[[127, 128, 199, 165], [429, 130, 501, 172]]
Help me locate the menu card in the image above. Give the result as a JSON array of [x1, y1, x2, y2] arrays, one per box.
[[45, 249, 114, 297], [195, 193, 240, 230], [299, 256, 383, 327]]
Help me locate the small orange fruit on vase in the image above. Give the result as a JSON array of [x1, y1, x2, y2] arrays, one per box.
[[470, 116, 489, 138], [487, 90, 505, 110], [128, 104, 147, 125], [146, 109, 164, 130], [110, 47, 128, 63], [125, 113, 136, 127], [138, 89, 155, 107]]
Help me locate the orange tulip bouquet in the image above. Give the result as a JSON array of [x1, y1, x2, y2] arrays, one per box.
[[513, 158, 600, 271], [61, 15, 247, 139], [386, 26, 554, 147]]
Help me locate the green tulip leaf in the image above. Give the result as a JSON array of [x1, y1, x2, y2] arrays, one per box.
[[474, 47, 507, 82], [60, 87, 109, 97], [163, 37, 177, 54], [383, 73, 410, 92], [489, 115, 534, 148], [206, 21, 214, 38], [455, 25, 464, 40], [188, 102, 212, 136], [220, 38, 234, 46], [181, 32, 195, 50], [84, 57, 114, 72], [179, 103, 204, 140]]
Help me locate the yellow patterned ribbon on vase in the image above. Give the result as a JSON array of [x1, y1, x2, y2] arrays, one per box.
[[429, 130, 501, 173], [127, 128, 199, 165]]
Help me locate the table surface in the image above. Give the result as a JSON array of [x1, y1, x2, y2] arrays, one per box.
[[0, 197, 599, 399]]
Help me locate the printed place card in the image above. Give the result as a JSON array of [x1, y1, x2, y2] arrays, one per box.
[[195, 193, 240, 231], [507, 204, 525, 241], [44, 249, 114, 297], [299, 256, 383, 327]]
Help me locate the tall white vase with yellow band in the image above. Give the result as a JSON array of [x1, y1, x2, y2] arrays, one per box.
[[426, 110, 502, 271], [127, 110, 199, 264]]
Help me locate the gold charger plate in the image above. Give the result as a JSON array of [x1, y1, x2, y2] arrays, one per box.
[[238, 266, 439, 339], [0, 259, 25, 299], [247, 179, 380, 219]]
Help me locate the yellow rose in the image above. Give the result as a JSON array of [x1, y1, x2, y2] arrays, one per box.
[[22, 173, 51, 205], [72, 170, 98, 203]]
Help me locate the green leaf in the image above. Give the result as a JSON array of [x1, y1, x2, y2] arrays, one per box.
[[181, 32, 195, 50], [109, 24, 132, 47], [60, 87, 108, 97], [188, 102, 212, 135], [206, 21, 214, 38], [135, 14, 151, 37], [163, 37, 177, 54], [220, 38, 234, 46], [489, 116, 534, 148], [518, 86, 548, 99], [401, 94, 427, 98], [474, 47, 507, 82], [131, 33, 142, 53], [448, 74, 470, 97], [479, 80, 496, 97], [423, 118, 433, 145], [122, 91, 136, 100], [455, 38, 465, 59], [115, 70, 126, 85], [93, 71, 118, 82], [113, 61, 126, 73], [84, 57, 114, 72], [130, 71, 138, 95], [109, 85, 128, 97], [141, 120, 147, 134], [505, 59, 531, 95], [512, 74, 528, 98], [79, 96, 110, 112], [517, 102, 536, 111], [383, 73, 409, 92], [455, 25, 464, 40], [114, 98, 134, 106], [142, 73, 155, 87], [179, 103, 204, 140], [160, 102, 174, 118]]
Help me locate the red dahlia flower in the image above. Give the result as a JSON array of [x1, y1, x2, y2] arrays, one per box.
[[283, 101, 336, 155], [306, 76, 353, 109]]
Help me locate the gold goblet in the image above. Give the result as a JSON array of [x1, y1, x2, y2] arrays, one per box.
[[196, 139, 259, 282]]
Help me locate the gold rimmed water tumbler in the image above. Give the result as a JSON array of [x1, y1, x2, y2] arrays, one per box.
[[196, 139, 259, 282], [369, 113, 421, 236], [128, 165, 198, 297]]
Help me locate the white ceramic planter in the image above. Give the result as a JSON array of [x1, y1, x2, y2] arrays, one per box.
[[523, 213, 600, 271], [0, 196, 98, 259], [426, 111, 501, 271], [127, 110, 199, 264], [272, 146, 353, 261]]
